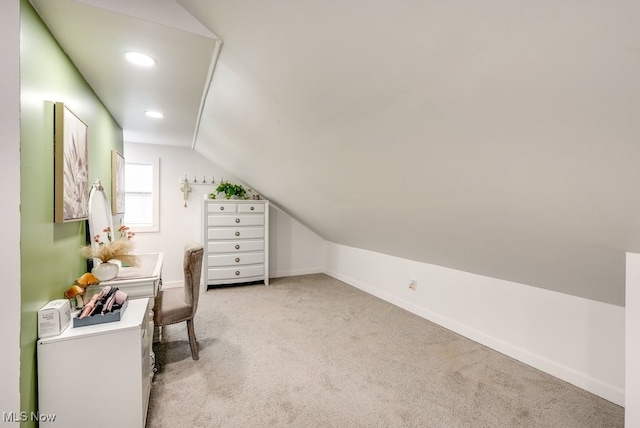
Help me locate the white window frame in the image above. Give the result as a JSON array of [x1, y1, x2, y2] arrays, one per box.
[[124, 156, 160, 232]]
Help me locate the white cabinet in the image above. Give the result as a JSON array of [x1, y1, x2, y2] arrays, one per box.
[[203, 199, 269, 288], [37, 298, 154, 428]]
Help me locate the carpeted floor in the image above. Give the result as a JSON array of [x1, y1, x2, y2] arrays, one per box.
[[146, 274, 623, 428]]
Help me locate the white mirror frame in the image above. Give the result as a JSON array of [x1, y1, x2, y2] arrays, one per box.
[[88, 180, 115, 258]]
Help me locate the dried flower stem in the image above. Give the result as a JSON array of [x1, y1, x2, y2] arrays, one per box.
[[80, 239, 138, 265]]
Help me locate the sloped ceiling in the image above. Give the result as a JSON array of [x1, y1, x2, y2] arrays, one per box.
[[32, 0, 640, 306], [182, 0, 640, 306], [30, 0, 220, 147]]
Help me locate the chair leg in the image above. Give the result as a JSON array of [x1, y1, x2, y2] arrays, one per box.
[[186, 319, 199, 360]]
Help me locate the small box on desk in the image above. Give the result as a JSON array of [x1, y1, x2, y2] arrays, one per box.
[[73, 300, 128, 328], [38, 299, 71, 338]]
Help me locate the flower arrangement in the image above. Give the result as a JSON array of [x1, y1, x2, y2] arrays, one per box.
[[80, 225, 138, 265]]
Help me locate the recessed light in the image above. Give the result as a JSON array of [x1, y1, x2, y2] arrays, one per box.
[[145, 110, 164, 119], [125, 51, 156, 67]]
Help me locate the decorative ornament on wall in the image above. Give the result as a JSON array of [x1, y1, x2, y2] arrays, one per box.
[[179, 174, 220, 206], [181, 178, 192, 207]]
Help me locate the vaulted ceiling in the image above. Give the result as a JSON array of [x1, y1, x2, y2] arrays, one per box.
[[31, 0, 640, 306]]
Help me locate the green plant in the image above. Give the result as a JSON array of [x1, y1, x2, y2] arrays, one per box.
[[215, 182, 248, 199]]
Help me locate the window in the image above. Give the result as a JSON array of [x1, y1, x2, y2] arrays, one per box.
[[124, 157, 159, 232]]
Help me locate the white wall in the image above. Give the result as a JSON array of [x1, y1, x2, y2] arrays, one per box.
[[0, 0, 21, 415], [325, 243, 625, 406], [269, 204, 325, 278], [124, 142, 324, 286], [124, 142, 626, 407], [627, 252, 640, 426]]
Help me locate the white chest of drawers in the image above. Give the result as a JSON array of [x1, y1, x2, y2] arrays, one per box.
[[203, 199, 269, 288]]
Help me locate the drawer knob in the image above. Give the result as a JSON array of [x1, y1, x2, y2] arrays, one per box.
[[220, 206, 224, 211], [235, 245, 240, 250], [250, 206, 255, 211], [235, 218, 241, 223], [235, 231, 240, 237], [235, 271, 240, 276], [235, 257, 240, 263]]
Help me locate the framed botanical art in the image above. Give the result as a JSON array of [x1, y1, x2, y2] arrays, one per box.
[[54, 102, 89, 223], [112, 150, 125, 214]]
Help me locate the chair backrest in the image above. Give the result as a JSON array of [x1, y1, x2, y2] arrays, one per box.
[[183, 242, 204, 317]]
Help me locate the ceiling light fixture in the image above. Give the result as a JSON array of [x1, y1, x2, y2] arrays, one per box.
[[145, 110, 164, 119], [125, 51, 156, 67]]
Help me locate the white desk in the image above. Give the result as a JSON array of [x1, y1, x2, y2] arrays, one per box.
[[38, 298, 154, 428], [101, 252, 164, 299]]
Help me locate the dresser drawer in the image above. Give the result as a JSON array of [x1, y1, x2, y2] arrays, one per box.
[[207, 240, 264, 253], [238, 204, 265, 213], [206, 203, 237, 213], [207, 227, 264, 240], [207, 214, 264, 227], [207, 265, 264, 281], [208, 252, 265, 267]]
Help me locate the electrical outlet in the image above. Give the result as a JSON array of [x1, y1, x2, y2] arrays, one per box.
[[408, 279, 417, 290]]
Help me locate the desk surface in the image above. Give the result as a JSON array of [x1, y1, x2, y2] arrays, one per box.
[[101, 252, 164, 298], [112, 253, 163, 281], [38, 298, 149, 344]]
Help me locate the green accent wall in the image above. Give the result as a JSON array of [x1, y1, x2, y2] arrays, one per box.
[[19, 1, 123, 424]]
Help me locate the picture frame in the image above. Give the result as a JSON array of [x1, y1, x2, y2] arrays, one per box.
[[112, 150, 125, 214], [54, 102, 89, 223]]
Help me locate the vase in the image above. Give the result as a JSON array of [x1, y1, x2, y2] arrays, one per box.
[[92, 262, 119, 281]]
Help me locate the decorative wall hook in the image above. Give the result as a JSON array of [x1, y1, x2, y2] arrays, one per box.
[[180, 174, 217, 185], [179, 174, 220, 206]]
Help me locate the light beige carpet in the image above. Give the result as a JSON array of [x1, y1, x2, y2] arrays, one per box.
[[147, 274, 623, 428]]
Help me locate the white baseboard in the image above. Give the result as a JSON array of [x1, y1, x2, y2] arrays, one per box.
[[270, 267, 324, 279], [323, 243, 625, 406], [161, 280, 184, 289]]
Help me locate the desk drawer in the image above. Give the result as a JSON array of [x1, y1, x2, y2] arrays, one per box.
[[208, 252, 264, 267], [207, 227, 264, 240]]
